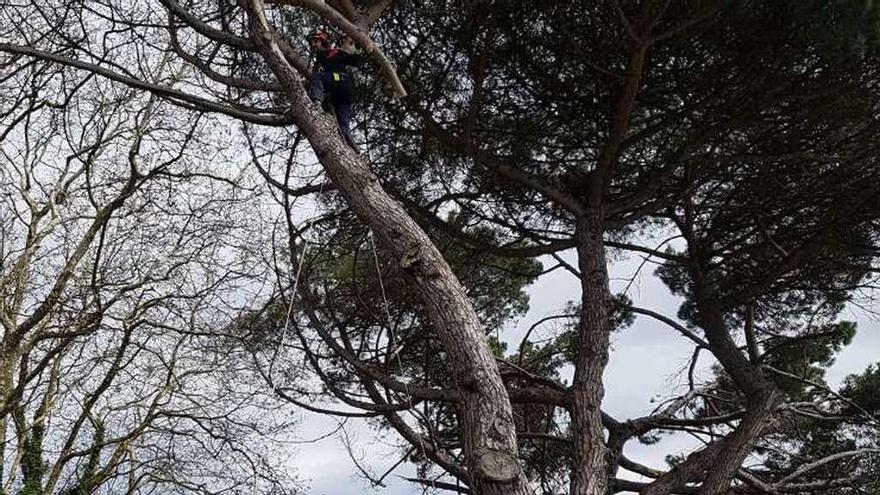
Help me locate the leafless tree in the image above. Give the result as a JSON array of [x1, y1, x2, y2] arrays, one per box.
[[0, 41, 301, 494]]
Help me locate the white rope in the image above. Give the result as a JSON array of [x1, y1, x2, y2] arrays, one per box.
[[268, 180, 440, 489], [269, 180, 326, 389], [369, 230, 438, 492], [268, 234, 308, 385]]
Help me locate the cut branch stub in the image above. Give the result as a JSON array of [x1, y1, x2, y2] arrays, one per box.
[[400, 244, 421, 269], [474, 448, 520, 483]]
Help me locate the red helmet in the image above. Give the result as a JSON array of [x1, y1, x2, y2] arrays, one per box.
[[308, 31, 331, 45]]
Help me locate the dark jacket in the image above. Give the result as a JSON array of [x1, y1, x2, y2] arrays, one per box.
[[314, 48, 363, 77]]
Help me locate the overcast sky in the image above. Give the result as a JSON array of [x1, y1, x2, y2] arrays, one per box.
[[289, 247, 880, 495]]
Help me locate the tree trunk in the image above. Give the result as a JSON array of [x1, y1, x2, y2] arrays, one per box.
[[638, 389, 781, 495], [0, 349, 12, 487], [698, 388, 782, 494], [242, 3, 532, 493], [639, 304, 783, 495], [638, 442, 723, 495], [570, 212, 613, 495], [697, 308, 783, 494]]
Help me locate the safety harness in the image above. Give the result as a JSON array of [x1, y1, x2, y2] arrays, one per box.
[[327, 48, 343, 82]]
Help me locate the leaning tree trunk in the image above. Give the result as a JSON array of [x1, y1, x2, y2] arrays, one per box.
[[639, 302, 784, 495], [570, 212, 614, 495], [698, 388, 782, 494], [638, 388, 782, 495], [241, 3, 532, 494], [697, 308, 783, 495]]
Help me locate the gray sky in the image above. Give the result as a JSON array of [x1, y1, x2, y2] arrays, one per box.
[[291, 248, 880, 495]]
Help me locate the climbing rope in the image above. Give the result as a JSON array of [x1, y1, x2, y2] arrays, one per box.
[[266, 178, 439, 489], [368, 230, 439, 492], [268, 180, 326, 389]]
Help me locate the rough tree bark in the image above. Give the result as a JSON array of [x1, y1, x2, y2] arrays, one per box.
[[240, 1, 532, 493], [637, 388, 781, 495], [570, 212, 613, 495], [696, 309, 783, 495], [698, 388, 782, 494], [569, 31, 650, 495]]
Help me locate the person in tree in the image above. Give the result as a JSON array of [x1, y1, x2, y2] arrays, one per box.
[[307, 31, 363, 151]]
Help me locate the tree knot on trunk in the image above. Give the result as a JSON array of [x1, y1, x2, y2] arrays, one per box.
[[489, 415, 512, 443]]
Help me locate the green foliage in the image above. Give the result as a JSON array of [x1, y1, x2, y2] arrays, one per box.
[[700, 322, 857, 405], [649, 1, 880, 327], [841, 362, 880, 415], [486, 335, 508, 358], [763, 321, 856, 395], [729, 0, 880, 58], [231, 0, 880, 490], [227, 298, 292, 351], [701, 332, 880, 490]]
